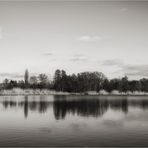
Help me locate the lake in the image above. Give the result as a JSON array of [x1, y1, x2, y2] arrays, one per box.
[[0, 95, 148, 146]]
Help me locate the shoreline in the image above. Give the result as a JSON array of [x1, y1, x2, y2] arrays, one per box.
[[0, 88, 148, 96], [1, 94, 148, 97]]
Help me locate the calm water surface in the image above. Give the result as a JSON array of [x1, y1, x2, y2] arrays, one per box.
[[0, 95, 148, 146]]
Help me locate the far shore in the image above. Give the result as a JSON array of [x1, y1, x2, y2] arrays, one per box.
[[0, 88, 148, 97]]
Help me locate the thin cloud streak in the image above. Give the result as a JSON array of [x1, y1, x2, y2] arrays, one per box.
[[42, 52, 55, 56], [78, 35, 103, 42], [70, 54, 88, 62], [0, 73, 24, 79], [120, 7, 128, 12], [101, 59, 124, 67], [113, 64, 148, 78], [123, 65, 148, 77], [98, 59, 148, 79]]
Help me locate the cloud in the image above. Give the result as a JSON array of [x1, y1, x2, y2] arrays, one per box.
[[78, 35, 102, 42], [123, 65, 148, 77], [42, 52, 55, 56], [101, 59, 124, 67], [0, 73, 24, 79], [120, 8, 128, 12], [113, 64, 148, 78], [97, 59, 148, 79], [70, 54, 88, 62]]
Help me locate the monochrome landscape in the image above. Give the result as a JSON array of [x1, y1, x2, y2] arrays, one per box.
[[0, 0, 148, 147]]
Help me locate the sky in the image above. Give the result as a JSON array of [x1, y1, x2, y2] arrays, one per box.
[[0, 0, 148, 81]]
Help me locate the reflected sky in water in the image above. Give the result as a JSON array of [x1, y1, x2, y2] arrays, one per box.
[[0, 95, 148, 146]]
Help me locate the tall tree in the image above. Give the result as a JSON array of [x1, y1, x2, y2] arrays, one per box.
[[140, 78, 148, 92], [38, 74, 48, 89], [30, 76, 38, 89], [54, 69, 61, 91], [103, 79, 112, 93], [129, 80, 141, 93], [24, 69, 29, 87], [61, 70, 67, 91], [30, 76, 38, 85], [120, 76, 129, 93]]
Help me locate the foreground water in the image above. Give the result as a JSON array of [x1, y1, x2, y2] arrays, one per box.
[[1, 95, 148, 146]]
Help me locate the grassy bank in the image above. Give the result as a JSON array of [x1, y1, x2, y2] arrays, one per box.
[[0, 88, 148, 96]]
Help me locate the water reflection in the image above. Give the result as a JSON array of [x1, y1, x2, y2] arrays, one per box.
[[53, 98, 108, 120], [2, 96, 53, 118], [1, 95, 148, 119]]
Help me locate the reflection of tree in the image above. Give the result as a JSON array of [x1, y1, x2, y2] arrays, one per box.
[[2, 96, 52, 118], [129, 99, 148, 110], [39, 101, 50, 113], [53, 97, 130, 120], [20, 100, 52, 117], [29, 101, 37, 111], [109, 99, 128, 113], [2, 101, 17, 108], [24, 96, 28, 118], [2, 96, 148, 120], [53, 98, 109, 120]]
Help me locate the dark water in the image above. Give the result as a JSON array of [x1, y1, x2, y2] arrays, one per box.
[[1, 95, 148, 146]]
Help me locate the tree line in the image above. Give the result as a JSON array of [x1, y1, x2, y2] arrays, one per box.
[[1, 69, 148, 93]]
